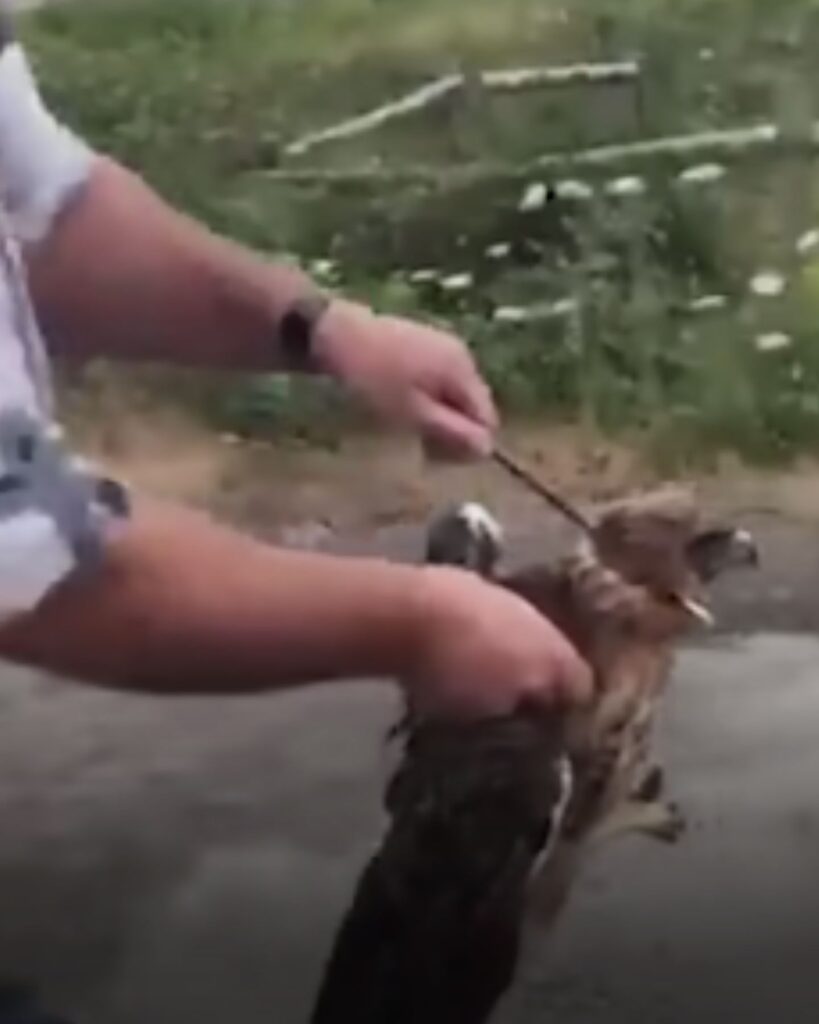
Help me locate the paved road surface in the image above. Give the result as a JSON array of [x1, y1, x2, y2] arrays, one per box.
[[0, 518, 818, 1023]]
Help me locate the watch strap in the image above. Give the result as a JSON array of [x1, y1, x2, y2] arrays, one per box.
[[278, 291, 331, 371]]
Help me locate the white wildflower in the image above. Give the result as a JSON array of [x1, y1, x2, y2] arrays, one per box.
[[677, 163, 726, 186], [554, 179, 594, 202], [440, 272, 474, 292], [750, 271, 786, 298], [493, 306, 529, 324], [486, 242, 512, 260], [755, 331, 792, 353], [519, 182, 549, 212], [699, 48, 715, 61], [311, 259, 336, 278], [550, 297, 580, 317], [409, 268, 439, 284], [688, 294, 728, 313], [797, 229, 819, 255], [605, 175, 646, 198]]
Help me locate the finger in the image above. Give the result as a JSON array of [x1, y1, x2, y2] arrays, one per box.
[[413, 392, 494, 460], [440, 359, 500, 432]]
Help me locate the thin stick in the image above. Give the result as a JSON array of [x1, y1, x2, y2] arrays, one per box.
[[492, 448, 594, 536], [255, 121, 790, 185], [284, 61, 639, 158]]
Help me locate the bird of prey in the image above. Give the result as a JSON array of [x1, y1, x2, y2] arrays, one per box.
[[310, 487, 757, 1024]]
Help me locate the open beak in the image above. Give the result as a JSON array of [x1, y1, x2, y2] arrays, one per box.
[[677, 595, 716, 628]]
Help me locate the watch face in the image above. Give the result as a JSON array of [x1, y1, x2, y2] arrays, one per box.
[[280, 293, 330, 370]]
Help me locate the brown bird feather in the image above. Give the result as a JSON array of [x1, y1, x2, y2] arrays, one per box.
[[310, 487, 757, 1024]]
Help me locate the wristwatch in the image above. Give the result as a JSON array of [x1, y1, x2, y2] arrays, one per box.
[[278, 291, 332, 371]]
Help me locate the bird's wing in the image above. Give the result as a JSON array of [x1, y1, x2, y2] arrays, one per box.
[[309, 716, 571, 1024]]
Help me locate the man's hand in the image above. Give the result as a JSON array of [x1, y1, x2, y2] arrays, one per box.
[[315, 300, 498, 460], [407, 566, 593, 719]]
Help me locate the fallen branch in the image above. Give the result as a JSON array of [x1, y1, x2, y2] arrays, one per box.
[[284, 60, 639, 158], [536, 122, 782, 171], [253, 120, 812, 187]]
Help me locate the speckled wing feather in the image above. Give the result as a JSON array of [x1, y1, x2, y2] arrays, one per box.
[[310, 714, 571, 1024], [309, 549, 656, 1024]]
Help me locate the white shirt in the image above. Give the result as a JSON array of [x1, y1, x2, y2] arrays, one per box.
[[0, 11, 127, 618]]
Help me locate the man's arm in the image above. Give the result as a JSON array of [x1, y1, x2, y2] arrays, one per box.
[[27, 157, 496, 458], [0, 501, 590, 717], [26, 157, 313, 373], [0, 10, 493, 457]]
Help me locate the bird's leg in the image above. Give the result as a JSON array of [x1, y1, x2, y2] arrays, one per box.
[[591, 799, 686, 846]]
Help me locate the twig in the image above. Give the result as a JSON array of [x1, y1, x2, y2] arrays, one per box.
[[255, 120, 806, 186], [492, 448, 594, 536], [284, 61, 639, 158]]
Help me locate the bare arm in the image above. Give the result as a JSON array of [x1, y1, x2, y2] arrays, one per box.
[[26, 157, 310, 372], [0, 500, 589, 715], [0, 25, 589, 715], [26, 157, 497, 456], [0, 499, 423, 695]]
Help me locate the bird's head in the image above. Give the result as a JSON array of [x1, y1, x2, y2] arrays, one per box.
[[425, 502, 504, 578], [590, 486, 759, 627]]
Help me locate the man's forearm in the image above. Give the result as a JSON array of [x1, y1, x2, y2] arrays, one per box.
[[26, 157, 315, 372], [0, 500, 424, 695], [24, 152, 498, 458]]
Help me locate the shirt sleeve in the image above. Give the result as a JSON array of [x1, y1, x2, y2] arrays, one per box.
[[0, 408, 129, 617], [0, 12, 94, 243], [0, 10, 127, 620]]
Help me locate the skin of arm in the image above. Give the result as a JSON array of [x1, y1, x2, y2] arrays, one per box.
[[0, 499, 425, 695], [26, 157, 497, 457], [0, 500, 590, 717], [26, 157, 310, 373], [13, 154, 590, 716]]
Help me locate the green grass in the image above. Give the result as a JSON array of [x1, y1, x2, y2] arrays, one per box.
[[21, 0, 819, 466]]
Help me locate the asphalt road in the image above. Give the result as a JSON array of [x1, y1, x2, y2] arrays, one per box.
[[0, 516, 819, 1023]]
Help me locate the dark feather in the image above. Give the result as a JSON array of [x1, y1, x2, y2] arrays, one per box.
[[0, 987, 72, 1024], [310, 717, 568, 1024]]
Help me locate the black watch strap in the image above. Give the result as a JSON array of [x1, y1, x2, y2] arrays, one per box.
[[278, 292, 332, 371]]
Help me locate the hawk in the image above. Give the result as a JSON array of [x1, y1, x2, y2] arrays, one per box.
[[310, 487, 757, 1024]]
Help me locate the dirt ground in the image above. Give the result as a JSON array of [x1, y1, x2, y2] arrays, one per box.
[[3, 421, 819, 1023]]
